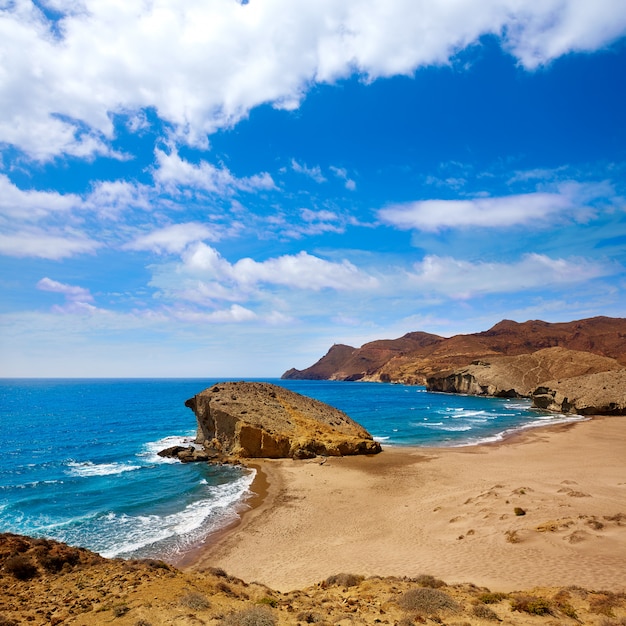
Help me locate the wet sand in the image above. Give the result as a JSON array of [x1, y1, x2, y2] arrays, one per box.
[[186, 416, 626, 592]]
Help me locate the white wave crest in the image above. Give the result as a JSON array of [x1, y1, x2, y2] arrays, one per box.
[[100, 469, 256, 559], [66, 461, 141, 477], [139, 434, 198, 464]]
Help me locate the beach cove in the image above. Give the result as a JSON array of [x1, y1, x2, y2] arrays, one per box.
[[187, 415, 626, 593]]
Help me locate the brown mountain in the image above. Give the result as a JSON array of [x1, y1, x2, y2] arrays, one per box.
[[282, 316, 626, 384]]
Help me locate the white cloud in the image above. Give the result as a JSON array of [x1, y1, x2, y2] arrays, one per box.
[[330, 166, 356, 190], [0, 229, 100, 259], [378, 184, 607, 232], [182, 243, 379, 292], [154, 149, 276, 194], [2, 0, 624, 159], [291, 159, 327, 183], [408, 253, 615, 299], [0, 174, 80, 221], [36, 276, 98, 313], [126, 222, 217, 254], [172, 304, 258, 324]]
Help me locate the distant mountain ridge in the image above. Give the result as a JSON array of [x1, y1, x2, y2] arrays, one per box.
[[282, 316, 626, 385]]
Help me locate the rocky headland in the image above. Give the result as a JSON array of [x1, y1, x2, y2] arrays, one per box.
[[283, 316, 626, 414], [176, 381, 381, 461]]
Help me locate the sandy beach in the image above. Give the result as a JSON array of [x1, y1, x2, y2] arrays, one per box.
[[186, 416, 626, 593]]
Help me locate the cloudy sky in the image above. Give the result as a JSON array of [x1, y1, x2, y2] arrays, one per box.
[[1, 0, 625, 377]]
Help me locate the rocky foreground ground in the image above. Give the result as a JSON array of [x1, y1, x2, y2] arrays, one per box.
[[1, 533, 625, 626]]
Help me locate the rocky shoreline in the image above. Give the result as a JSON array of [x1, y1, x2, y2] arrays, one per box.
[[284, 316, 626, 416]]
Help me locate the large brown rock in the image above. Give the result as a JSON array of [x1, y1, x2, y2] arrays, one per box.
[[532, 370, 626, 415], [184, 381, 382, 459], [426, 347, 624, 398]]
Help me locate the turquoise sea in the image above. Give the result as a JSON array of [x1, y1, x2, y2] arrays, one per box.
[[0, 378, 584, 562]]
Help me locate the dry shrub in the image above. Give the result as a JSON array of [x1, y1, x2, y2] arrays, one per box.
[[478, 592, 508, 604], [591, 593, 621, 617], [0, 616, 18, 626], [4, 554, 39, 580], [504, 530, 520, 543], [325, 573, 364, 588], [600, 619, 626, 626], [180, 591, 211, 611], [397, 588, 460, 614], [222, 606, 276, 626], [510, 594, 552, 615], [296, 611, 323, 623], [472, 603, 500, 621], [413, 574, 445, 588]]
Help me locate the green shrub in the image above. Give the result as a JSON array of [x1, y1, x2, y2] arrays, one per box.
[[511, 595, 552, 615], [222, 606, 276, 626], [398, 588, 460, 614], [4, 554, 38, 580], [514, 507, 526, 516], [257, 597, 278, 608]]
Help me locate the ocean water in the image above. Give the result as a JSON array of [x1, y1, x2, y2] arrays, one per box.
[[0, 378, 584, 562]]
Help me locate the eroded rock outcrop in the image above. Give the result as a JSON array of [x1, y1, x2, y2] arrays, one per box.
[[426, 347, 624, 399], [184, 381, 382, 459], [532, 370, 626, 415]]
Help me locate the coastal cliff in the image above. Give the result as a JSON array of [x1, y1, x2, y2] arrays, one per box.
[[426, 347, 624, 398], [183, 381, 381, 460], [532, 370, 626, 415]]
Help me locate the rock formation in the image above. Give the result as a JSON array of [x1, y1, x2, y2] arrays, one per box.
[[282, 316, 626, 384], [426, 347, 624, 398], [183, 381, 382, 460], [532, 370, 626, 414]]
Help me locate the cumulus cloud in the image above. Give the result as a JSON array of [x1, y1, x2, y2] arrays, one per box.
[[2, 0, 624, 159], [125, 222, 217, 254], [0, 174, 80, 221], [378, 183, 608, 231], [182, 243, 378, 292], [408, 253, 615, 299]]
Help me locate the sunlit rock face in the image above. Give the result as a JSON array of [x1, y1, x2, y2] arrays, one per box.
[[184, 381, 382, 459]]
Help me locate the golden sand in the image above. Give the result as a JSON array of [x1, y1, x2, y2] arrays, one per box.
[[186, 416, 626, 593]]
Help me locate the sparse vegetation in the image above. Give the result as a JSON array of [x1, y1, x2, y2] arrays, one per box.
[[510, 594, 552, 615], [222, 606, 277, 626], [180, 591, 211, 610], [413, 574, 446, 588], [4, 554, 38, 580], [472, 603, 501, 621], [477, 591, 508, 604], [591, 592, 621, 617], [324, 573, 364, 587], [397, 588, 460, 614], [505, 529, 520, 543]]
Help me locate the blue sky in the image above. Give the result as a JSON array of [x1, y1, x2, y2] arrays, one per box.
[[1, 0, 625, 377]]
